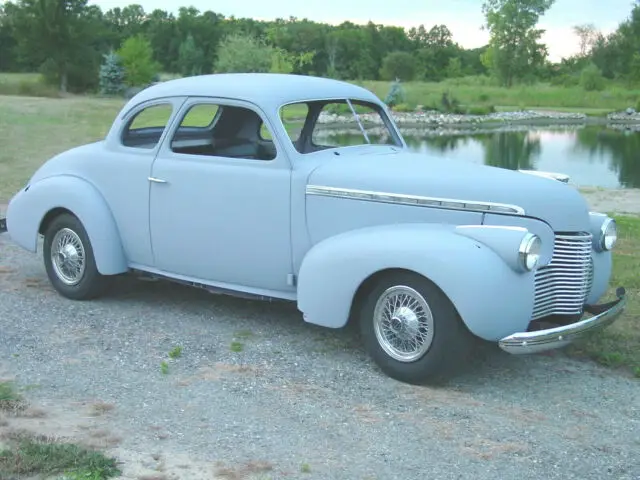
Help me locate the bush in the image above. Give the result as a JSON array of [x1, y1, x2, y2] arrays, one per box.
[[580, 63, 605, 91]]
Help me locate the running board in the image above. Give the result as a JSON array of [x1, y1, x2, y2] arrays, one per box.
[[130, 269, 291, 303]]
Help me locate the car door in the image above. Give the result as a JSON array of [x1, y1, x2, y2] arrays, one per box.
[[91, 97, 186, 268], [148, 97, 294, 296]]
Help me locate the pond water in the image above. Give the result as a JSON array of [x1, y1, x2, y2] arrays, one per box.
[[323, 125, 640, 189]]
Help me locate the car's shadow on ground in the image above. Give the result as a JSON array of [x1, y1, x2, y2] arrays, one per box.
[[92, 272, 588, 391]]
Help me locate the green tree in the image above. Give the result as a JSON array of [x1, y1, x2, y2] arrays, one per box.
[[99, 50, 125, 94], [4, 0, 102, 92], [380, 51, 416, 81], [117, 34, 159, 86], [481, 0, 555, 86], [213, 33, 273, 73], [177, 33, 205, 76]]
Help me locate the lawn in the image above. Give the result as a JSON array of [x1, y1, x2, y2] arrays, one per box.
[[0, 93, 638, 377]]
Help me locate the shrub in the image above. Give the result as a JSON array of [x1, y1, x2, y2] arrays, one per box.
[[580, 63, 605, 91], [384, 79, 406, 107]]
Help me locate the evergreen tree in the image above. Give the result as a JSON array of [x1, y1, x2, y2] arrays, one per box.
[[99, 50, 125, 95]]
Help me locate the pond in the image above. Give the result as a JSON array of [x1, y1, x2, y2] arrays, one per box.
[[320, 125, 640, 189]]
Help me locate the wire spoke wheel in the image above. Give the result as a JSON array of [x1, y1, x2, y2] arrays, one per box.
[[373, 285, 435, 362], [50, 227, 86, 286]]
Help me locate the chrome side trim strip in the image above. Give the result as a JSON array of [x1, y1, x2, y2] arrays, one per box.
[[305, 185, 526, 215]]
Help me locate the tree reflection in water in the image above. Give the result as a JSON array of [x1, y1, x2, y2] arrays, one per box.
[[313, 126, 640, 189]]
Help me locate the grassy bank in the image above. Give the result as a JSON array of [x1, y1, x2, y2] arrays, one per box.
[[2, 72, 640, 114], [357, 77, 640, 114]]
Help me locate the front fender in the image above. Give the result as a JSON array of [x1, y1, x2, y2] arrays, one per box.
[[6, 175, 128, 275], [296, 223, 536, 341]]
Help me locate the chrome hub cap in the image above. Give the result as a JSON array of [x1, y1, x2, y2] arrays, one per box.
[[51, 228, 86, 286], [373, 285, 435, 362]]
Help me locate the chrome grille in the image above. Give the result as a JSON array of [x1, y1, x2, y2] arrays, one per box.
[[532, 232, 594, 320]]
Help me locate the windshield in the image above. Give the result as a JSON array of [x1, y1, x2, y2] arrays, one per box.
[[278, 99, 403, 154]]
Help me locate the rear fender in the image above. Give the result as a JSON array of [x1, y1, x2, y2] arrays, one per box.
[[6, 175, 128, 275], [296, 223, 537, 341]]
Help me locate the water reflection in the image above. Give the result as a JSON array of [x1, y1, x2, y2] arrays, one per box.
[[320, 126, 640, 189]]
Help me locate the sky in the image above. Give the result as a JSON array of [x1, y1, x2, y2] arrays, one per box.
[[90, 0, 635, 62]]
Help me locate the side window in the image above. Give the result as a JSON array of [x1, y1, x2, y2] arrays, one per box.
[[170, 102, 277, 161], [121, 103, 173, 149], [179, 104, 219, 127]]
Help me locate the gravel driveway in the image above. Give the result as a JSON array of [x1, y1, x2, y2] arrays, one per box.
[[1, 231, 639, 480]]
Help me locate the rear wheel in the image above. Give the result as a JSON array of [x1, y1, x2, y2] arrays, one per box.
[[358, 271, 474, 384], [43, 213, 111, 300]]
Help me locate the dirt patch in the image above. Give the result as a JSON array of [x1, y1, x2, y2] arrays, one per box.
[[579, 187, 640, 215]]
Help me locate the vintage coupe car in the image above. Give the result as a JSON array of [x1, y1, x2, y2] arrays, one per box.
[[0, 73, 627, 384]]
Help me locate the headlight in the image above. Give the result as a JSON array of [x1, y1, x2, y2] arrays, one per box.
[[600, 218, 617, 251], [519, 233, 542, 271]]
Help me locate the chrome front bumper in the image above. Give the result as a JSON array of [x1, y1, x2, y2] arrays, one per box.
[[499, 287, 627, 354]]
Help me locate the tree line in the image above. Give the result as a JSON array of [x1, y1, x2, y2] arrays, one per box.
[[1, 0, 640, 94]]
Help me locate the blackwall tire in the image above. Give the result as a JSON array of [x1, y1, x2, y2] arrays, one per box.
[[359, 270, 475, 384], [42, 213, 111, 300]]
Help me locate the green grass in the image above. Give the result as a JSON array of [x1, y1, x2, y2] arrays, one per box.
[[0, 95, 125, 202], [0, 72, 61, 98], [356, 77, 640, 113], [568, 214, 640, 377], [0, 433, 120, 479]]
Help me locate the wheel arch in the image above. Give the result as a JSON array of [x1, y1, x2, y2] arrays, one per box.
[[347, 267, 453, 328], [39, 207, 74, 236], [6, 175, 128, 275]]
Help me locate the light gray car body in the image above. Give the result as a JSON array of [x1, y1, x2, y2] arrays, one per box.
[[3, 73, 626, 381]]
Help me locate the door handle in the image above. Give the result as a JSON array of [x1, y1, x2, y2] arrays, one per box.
[[148, 177, 168, 184]]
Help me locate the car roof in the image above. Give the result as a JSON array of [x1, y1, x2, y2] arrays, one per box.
[[123, 73, 383, 112]]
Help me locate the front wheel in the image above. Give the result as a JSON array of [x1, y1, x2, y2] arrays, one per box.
[[358, 271, 475, 384], [43, 213, 111, 300]]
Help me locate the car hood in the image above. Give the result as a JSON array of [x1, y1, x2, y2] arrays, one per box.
[[305, 148, 591, 232]]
